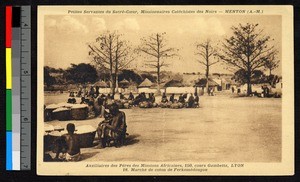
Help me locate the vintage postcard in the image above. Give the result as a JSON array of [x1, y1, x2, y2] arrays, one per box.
[[37, 5, 294, 175]]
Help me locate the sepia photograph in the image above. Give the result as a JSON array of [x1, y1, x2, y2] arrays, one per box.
[[37, 6, 294, 175]]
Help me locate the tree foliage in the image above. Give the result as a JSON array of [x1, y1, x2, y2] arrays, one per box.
[[195, 39, 219, 93], [64, 63, 98, 84], [44, 66, 56, 86], [88, 31, 134, 95], [218, 23, 278, 95], [138, 32, 178, 93]]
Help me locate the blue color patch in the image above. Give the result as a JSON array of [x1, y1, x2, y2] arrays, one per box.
[[6, 131, 12, 170]]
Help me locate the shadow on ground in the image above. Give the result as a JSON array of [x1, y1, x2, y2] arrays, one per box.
[[125, 134, 140, 146]]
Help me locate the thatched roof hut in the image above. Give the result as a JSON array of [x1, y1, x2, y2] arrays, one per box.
[[164, 79, 184, 87], [93, 81, 108, 88], [194, 78, 219, 87], [119, 79, 130, 88], [138, 78, 153, 88]]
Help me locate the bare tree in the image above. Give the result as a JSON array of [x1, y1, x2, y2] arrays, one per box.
[[195, 39, 219, 93], [218, 23, 277, 95], [88, 31, 134, 95], [264, 54, 280, 76], [138, 32, 178, 93]]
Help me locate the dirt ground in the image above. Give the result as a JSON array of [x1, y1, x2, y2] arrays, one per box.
[[44, 93, 281, 162]]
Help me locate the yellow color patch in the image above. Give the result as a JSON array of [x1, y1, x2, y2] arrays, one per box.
[[6, 48, 12, 89]]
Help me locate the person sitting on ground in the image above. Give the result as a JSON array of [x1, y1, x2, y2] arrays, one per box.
[[183, 92, 188, 99], [150, 93, 155, 103], [187, 93, 195, 108], [128, 92, 134, 100], [194, 93, 199, 107], [161, 92, 168, 103], [178, 93, 185, 103], [55, 123, 81, 161], [87, 101, 96, 119], [97, 103, 127, 148], [80, 97, 86, 104], [169, 94, 175, 103], [120, 93, 125, 100]]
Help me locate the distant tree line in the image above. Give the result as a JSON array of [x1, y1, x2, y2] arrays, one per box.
[[45, 23, 280, 96]]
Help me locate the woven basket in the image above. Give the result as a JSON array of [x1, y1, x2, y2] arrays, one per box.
[[78, 131, 96, 148], [53, 108, 71, 121], [71, 107, 88, 120]]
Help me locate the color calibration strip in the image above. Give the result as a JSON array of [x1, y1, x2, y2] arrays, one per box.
[[6, 5, 13, 171], [6, 6, 31, 170]]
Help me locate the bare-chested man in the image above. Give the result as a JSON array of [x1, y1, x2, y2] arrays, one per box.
[[55, 123, 81, 161], [97, 103, 127, 148]]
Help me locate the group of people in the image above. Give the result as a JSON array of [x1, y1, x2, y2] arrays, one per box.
[[49, 103, 127, 162], [161, 92, 200, 108]]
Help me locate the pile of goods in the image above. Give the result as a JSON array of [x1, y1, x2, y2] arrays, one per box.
[[76, 125, 97, 148], [170, 102, 184, 109], [45, 103, 88, 121], [44, 124, 96, 151], [139, 101, 155, 108]]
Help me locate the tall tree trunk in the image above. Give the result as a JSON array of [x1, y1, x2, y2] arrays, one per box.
[[156, 34, 161, 94], [157, 60, 161, 94], [206, 64, 209, 94], [246, 72, 252, 95]]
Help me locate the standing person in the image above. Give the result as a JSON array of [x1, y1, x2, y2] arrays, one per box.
[[89, 86, 95, 97], [194, 93, 199, 107], [231, 87, 235, 93], [95, 86, 100, 98], [169, 94, 175, 103], [55, 123, 81, 161]]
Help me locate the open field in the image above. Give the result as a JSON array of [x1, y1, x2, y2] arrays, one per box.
[[44, 93, 281, 162]]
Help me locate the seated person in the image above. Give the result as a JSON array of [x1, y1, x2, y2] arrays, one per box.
[[169, 94, 175, 103], [187, 93, 195, 108], [87, 101, 96, 119], [161, 92, 168, 103], [128, 92, 134, 100], [54, 123, 81, 161], [178, 94, 185, 103], [97, 103, 127, 148], [120, 93, 125, 100]]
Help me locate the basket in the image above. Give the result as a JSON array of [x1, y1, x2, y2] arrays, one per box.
[[44, 130, 67, 152], [45, 104, 59, 121], [76, 125, 97, 148], [70, 104, 88, 120], [52, 108, 71, 121]]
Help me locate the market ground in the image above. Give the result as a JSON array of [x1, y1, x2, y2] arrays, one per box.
[[44, 93, 281, 162]]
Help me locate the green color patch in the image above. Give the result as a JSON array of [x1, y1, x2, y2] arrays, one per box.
[[6, 90, 12, 131]]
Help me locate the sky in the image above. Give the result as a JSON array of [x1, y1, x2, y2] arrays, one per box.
[[44, 14, 282, 75]]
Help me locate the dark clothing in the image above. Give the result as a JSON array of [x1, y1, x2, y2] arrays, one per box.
[[170, 95, 175, 103], [195, 96, 199, 103], [187, 96, 195, 108], [178, 95, 185, 103], [128, 94, 134, 100]]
